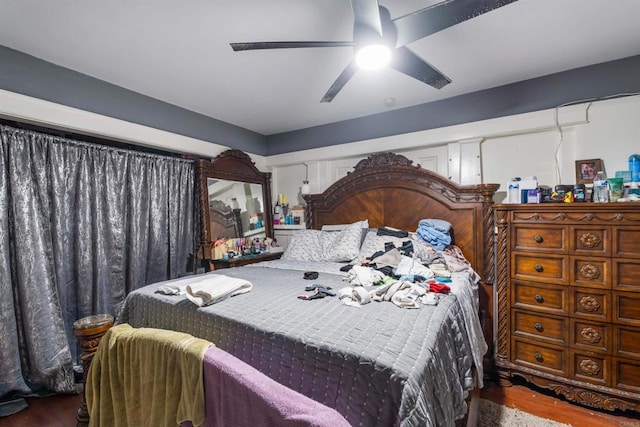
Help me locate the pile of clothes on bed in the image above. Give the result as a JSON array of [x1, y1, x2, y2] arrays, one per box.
[[335, 222, 470, 309]]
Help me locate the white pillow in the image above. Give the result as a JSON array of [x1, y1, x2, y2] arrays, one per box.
[[320, 220, 366, 262], [282, 229, 324, 261], [283, 220, 366, 262], [321, 220, 369, 231]]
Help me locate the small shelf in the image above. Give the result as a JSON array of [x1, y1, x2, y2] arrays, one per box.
[[273, 224, 306, 230], [244, 227, 266, 237]]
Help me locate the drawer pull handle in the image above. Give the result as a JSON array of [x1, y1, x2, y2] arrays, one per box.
[[534, 264, 544, 272], [534, 294, 544, 303], [534, 322, 543, 331], [579, 296, 601, 312], [534, 352, 543, 363], [581, 327, 601, 344], [579, 233, 601, 249], [534, 235, 544, 243], [579, 359, 601, 375], [579, 264, 601, 280]]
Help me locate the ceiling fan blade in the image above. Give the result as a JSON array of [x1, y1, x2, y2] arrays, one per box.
[[351, 0, 383, 41], [230, 41, 354, 51], [321, 61, 358, 103], [393, 0, 519, 47], [391, 46, 451, 89]]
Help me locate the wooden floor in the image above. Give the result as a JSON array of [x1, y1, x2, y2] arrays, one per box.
[[481, 378, 640, 427], [1, 378, 639, 426]]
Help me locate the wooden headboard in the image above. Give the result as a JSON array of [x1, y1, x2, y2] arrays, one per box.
[[304, 152, 499, 284]]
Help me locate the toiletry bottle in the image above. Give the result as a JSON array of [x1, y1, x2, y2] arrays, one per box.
[[273, 200, 280, 224], [507, 177, 520, 203], [593, 171, 609, 203], [629, 153, 640, 183]]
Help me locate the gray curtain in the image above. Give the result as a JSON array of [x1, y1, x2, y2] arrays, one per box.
[[0, 125, 195, 399]]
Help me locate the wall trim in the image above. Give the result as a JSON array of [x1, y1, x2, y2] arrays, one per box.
[[0, 89, 266, 168]]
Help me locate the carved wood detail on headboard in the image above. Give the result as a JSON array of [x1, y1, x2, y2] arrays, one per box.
[[304, 152, 500, 283]]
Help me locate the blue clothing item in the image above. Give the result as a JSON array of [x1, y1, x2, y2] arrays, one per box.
[[416, 218, 453, 251], [419, 219, 452, 233], [399, 274, 428, 283]]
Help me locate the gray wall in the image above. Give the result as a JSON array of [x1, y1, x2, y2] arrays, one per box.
[[2, 45, 639, 156]]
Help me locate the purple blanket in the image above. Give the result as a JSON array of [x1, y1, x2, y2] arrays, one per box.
[[198, 346, 351, 427]]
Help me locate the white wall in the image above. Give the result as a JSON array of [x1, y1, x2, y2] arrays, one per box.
[[268, 95, 639, 204], [2, 89, 638, 206]]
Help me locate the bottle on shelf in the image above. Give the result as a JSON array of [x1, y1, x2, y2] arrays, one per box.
[[273, 199, 281, 225], [507, 177, 520, 204], [593, 171, 609, 203], [629, 153, 640, 183]]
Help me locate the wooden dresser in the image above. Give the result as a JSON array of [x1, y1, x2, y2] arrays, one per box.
[[494, 203, 640, 412]]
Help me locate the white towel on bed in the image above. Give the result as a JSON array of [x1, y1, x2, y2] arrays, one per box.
[[185, 275, 253, 307], [156, 284, 188, 295]]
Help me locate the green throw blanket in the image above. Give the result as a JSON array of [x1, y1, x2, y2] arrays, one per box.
[[86, 323, 212, 427]]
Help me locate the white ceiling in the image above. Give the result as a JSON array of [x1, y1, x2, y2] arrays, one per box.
[[1, 0, 639, 136]]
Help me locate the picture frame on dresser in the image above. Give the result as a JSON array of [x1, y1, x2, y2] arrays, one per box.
[[575, 158, 603, 184]]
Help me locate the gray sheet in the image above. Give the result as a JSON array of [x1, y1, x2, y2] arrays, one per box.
[[118, 264, 474, 427]]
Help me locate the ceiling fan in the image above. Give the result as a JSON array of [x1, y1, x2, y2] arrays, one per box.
[[230, 0, 519, 102]]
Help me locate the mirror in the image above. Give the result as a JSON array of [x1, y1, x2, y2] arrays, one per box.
[[196, 150, 273, 259], [207, 178, 265, 239]]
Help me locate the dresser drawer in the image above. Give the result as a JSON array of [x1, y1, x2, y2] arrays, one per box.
[[614, 292, 640, 327], [512, 309, 567, 345], [512, 253, 567, 284], [570, 256, 610, 289], [613, 226, 640, 259], [513, 225, 566, 253], [511, 281, 568, 315], [613, 325, 640, 360], [613, 258, 640, 293], [571, 350, 610, 387], [613, 357, 640, 394], [570, 288, 610, 321], [570, 226, 610, 256], [570, 319, 610, 353], [511, 338, 566, 376]]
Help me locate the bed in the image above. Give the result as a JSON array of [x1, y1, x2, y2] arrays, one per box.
[[117, 152, 500, 426]]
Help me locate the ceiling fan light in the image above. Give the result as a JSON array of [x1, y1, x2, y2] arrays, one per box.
[[355, 44, 391, 70]]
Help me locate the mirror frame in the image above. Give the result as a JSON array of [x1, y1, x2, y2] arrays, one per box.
[[196, 149, 273, 259]]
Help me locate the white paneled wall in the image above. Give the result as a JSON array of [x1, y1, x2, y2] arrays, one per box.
[[268, 96, 639, 205], [482, 130, 564, 202], [447, 138, 482, 185], [572, 95, 640, 174], [270, 145, 449, 205]]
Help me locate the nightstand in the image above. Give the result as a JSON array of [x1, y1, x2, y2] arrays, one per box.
[[211, 251, 282, 269], [73, 314, 115, 427], [273, 224, 306, 251]]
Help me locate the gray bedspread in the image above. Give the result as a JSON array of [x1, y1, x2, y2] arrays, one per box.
[[118, 263, 475, 427]]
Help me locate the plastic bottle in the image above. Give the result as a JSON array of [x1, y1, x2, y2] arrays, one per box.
[[273, 200, 281, 224], [507, 177, 520, 203], [593, 171, 609, 203], [629, 154, 640, 183]]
